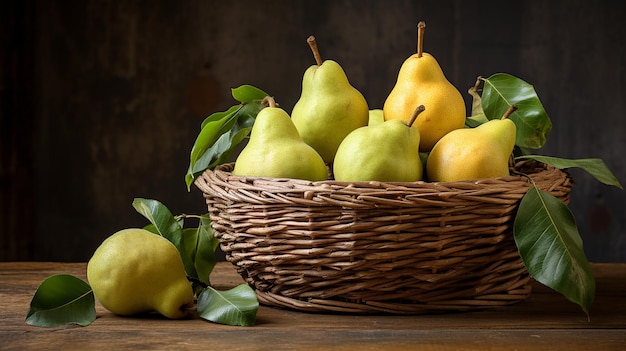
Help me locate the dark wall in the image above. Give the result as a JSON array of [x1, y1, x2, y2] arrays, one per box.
[[2, 0, 624, 262]]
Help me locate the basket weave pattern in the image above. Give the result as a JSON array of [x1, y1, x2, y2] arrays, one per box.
[[196, 160, 573, 314]]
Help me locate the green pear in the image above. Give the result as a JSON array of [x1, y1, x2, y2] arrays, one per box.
[[426, 116, 517, 182], [291, 36, 369, 163], [333, 105, 425, 182], [87, 228, 195, 319], [233, 97, 327, 181], [383, 22, 466, 152], [368, 109, 385, 125]]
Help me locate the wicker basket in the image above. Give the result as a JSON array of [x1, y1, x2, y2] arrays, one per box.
[[195, 160, 573, 314]]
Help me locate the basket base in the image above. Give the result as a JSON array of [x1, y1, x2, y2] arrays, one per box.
[[255, 282, 532, 315], [232, 253, 534, 314]]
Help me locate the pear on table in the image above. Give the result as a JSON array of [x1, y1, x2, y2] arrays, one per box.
[[87, 228, 195, 319], [291, 36, 369, 163], [383, 21, 466, 152], [233, 96, 328, 181], [333, 105, 425, 182], [426, 106, 518, 182]]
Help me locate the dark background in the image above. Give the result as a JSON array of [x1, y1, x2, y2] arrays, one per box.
[[2, 0, 624, 262]]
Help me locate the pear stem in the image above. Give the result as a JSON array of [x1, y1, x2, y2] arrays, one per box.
[[307, 36, 323, 66], [407, 105, 425, 128], [262, 96, 277, 108], [501, 104, 518, 119], [417, 21, 426, 58]]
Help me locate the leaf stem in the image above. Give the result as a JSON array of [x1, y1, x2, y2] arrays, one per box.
[[188, 276, 210, 289], [176, 214, 204, 221], [417, 21, 426, 58], [307, 36, 323, 66]]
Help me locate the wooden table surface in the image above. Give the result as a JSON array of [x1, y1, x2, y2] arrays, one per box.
[[1, 261, 625, 350]]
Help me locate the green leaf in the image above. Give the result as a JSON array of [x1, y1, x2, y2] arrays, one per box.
[[132, 198, 181, 241], [200, 105, 241, 130], [197, 284, 259, 326], [481, 73, 552, 149], [190, 107, 257, 176], [514, 185, 595, 315], [231, 85, 269, 103], [195, 215, 219, 284], [185, 88, 268, 190], [465, 113, 488, 128], [517, 155, 623, 189], [180, 216, 218, 291], [132, 198, 197, 279], [25, 274, 96, 328], [187, 106, 241, 186]]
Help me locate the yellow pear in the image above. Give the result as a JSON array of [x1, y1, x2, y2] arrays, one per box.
[[334, 105, 424, 182], [87, 228, 195, 319], [426, 116, 517, 182], [291, 36, 369, 163], [383, 22, 466, 151], [233, 97, 328, 181]]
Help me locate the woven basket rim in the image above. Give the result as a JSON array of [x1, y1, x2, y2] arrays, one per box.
[[195, 159, 570, 201], [203, 159, 556, 188], [208, 159, 546, 185]]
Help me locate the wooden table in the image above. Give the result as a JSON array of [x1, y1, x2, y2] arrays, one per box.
[[2, 262, 625, 350]]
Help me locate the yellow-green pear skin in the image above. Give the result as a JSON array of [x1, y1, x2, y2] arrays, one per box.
[[233, 106, 328, 181], [426, 118, 516, 182], [368, 109, 385, 125], [333, 119, 423, 182], [291, 60, 369, 163], [383, 52, 466, 152], [87, 228, 195, 319]]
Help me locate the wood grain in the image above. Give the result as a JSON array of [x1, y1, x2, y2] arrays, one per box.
[[2, 262, 625, 350]]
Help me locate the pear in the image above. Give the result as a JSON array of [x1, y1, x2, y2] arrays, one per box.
[[291, 36, 369, 163], [383, 21, 466, 152], [233, 96, 328, 181], [426, 110, 517, 182], [87, 228, 195, 319], [334, 105, 425, 182], [368, 109, 385, 125]]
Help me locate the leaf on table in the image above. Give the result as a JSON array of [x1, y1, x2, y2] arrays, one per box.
[[132, 198, 197, 279], [481, 73, 552, 149], [25, 274, 96, 328], [197, 284, 259, 327], [517, 155, 623, 189], [513, 184, 595, 315]]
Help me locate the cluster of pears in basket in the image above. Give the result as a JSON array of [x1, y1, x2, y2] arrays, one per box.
[[233, 22, 515, 183]]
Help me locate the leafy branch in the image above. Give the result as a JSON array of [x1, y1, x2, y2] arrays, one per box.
[[185, 85, 270, 190], [468, 73, 622, 316]]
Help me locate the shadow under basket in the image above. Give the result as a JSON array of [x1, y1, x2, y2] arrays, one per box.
[[195, 160, 574, 314]]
